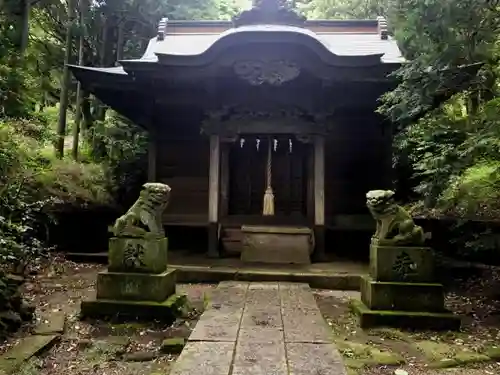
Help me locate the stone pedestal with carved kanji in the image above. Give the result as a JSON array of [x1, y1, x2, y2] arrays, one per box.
[[80, 236, 184, 322], [351, 190, 461, 331], [351, 243, 461, 331], [80, 183, 185, 322]]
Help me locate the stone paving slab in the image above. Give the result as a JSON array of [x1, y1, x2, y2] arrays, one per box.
[[241, 305, 282, 328], [238, 327, 284, 344], [0, 334, 59, 374], [33, 312, 66, 335], [209, 281, 249, 309], [232, 341, 288, 375], [245, 283, 281, 307], [282, 307, 334, 343], [173, 281, 347, 375], [189, 308, 244, 342], [169, 341, 235, 375], [287, 343, 348, 375], [279, 283, 320, 309]]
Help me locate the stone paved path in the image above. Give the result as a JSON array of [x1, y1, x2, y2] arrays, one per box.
[[170, 281, 347, 375]]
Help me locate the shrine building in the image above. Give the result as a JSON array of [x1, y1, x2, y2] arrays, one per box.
[[70, 1, 406, 263]]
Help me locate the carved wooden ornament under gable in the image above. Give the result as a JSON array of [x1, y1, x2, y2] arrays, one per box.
[[233, 59, 301, 86]]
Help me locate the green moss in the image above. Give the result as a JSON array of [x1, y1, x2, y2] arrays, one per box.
[[336, 340, 405, 368], [369, 348, 405, 365], [416, 340, 491, 368], [484, 346, 500, 360], [368, 328, 410, 342], [415, 341, 453, 361], [95, 269, 176, 302], [80, 294, 188, 322], [345, 368, 360, 375], [352, 299, 450, 317], [453, 351, 490, 364], [350, 299, 461, 331], [344, 358, 367, 369], [160, 337, 185, 354]]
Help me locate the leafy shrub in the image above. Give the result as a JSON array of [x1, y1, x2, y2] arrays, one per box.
[[439, 161, 500, 218], [0, 117, 113, 274], [85, 112, 148, 207], [396, 98, 500, 261]]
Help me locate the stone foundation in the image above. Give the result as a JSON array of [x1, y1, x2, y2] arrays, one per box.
[[240, 226, 313, 264], [96, 269, 176, 302], [353, 244, 461, 330], [81, 294, 186, 322], [360, 275, 445, 312], [350, 299, 461, 331]]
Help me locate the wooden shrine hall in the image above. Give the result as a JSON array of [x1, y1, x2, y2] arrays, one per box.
[[70, 1, 405, 263]]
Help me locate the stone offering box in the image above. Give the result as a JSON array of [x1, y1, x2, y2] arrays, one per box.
[[352, 244, 461, 331], [81, 236, 185, 322], [240, 225, 313, 265]]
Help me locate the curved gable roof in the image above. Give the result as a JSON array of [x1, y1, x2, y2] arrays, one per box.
[[136, 24, 403, 67]]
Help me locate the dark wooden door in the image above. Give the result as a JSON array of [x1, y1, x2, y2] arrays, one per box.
[[228, 135, 308, 219]]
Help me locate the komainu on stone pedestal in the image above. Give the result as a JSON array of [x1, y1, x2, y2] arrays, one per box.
[[366, 190, 427, 247], [81, 183, 186, 322], [351, 189, 461, 331]]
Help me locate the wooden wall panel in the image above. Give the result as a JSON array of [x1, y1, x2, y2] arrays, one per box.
[[324, 115, 392, 221], [156, 137, 210, 218]]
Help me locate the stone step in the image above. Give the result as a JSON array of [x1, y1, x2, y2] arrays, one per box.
[[221, 227, 244, 255], [169, 281, 348, 375]]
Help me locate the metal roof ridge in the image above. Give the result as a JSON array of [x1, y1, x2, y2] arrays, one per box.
[[164, 19, 379, 27]]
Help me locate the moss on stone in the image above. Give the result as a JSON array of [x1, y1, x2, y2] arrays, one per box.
[[344, 358, 367, 370], [160, 337, 185, 354], [369, 348, 405, 365], [415, 340, 491, 368], [80, 293, 188, 322], [95, 269, 176, 302], [360, 275, 445, 312], [0, 335, 59, 374], [367, 328, 410, 342], [453, 351, 490, 364], [484, 346, 500, 360], [350, 299, 461, 331], [336, 340, 405, 368], [345, 368, 360, 375], [414, 340, 453, 361], [92, 336, 130, 356]]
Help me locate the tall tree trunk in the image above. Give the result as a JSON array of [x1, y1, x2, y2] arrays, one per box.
[[55, 0, 75, 159], [72, 2, 85, 161], [94, 14, 108, 122], [116, 21, 125, 64], [20, 0, 30, 53]]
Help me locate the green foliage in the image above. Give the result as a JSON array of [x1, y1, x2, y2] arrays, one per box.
[[397, 98, 500, 218], [440, 161, 500, 218], [0, 117, 113, 274], [372, 0, 500, 259], [301, 0, 388, 19], [87, 112, 148, 206]]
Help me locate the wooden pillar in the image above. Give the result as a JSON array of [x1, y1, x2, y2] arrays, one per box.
[[220, 143, 230, 218], [306, 143, 315, 222], [148, 131, 157, 181], [313, 135, 326, 261], [208, 135, 221, 258]]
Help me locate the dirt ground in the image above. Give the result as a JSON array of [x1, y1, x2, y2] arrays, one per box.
[[0, 254, 217, 375], [314, 266, 500, 375]]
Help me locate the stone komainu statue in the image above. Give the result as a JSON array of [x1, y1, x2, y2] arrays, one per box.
[[366, 190, 427, 246], [112, 183, 171, 238]]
